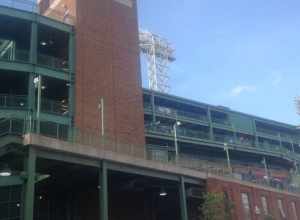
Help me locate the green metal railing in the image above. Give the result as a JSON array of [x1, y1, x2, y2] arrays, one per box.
[[144, 105, 209, 122], [212, 117, 231, 126], [0, 49, 30, 63], [0, 95, 28, 109], [0, 47, 69, 72], [37, 54, 69, 72], [0, 118, 26, 136], [0, 94, 69, 116], [41, 98, 68, 116]]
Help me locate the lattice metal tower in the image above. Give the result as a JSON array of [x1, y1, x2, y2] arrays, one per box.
[[139, 30, 175, 93]]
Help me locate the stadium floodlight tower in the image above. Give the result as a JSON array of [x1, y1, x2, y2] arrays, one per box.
[[139, 30, 175, 93]]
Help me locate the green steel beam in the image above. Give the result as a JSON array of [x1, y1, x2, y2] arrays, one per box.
[[30, 21, 38, 64], [68, 31, 75, 131], [0, 6, 34, 21], [179, 176, 188, 220], [0, 60, 69, 81], [100, 161, 108, 220], [37, 16, 73, 33], [27, 74, 36, 117], [24, 147, 36, 220], [35, 66, 70, 81], [0, 60, 34, 72], [0, 176, 24, 187], [36, 149, 100, 167], [0, 110, 27, 119], [107, 162, 180, 182], [40, 113, 70, 125]]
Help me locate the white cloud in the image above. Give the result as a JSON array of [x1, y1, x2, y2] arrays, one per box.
[[230, 85, 256, 97], [271, 73, 283, 87]]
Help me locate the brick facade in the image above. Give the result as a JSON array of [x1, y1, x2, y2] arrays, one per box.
[[207, 177, 300, 220], [74, 0, 145, 157]]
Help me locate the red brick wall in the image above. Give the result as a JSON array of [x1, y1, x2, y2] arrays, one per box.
[[73, 0, 145, 156], [207, 178, 300, 220]]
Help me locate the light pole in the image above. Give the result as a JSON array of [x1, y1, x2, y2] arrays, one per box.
[[224, 143, 232, 173], [262, 157, 269, 181], [173, 120, 181, 163]]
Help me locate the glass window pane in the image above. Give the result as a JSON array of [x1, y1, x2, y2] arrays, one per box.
[[278, 199, 286, 219], [261, 196, 269, 215], [241, 193, 252, 220]]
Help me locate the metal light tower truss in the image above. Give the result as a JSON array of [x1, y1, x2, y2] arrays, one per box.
[[139, 30, 175, 93]]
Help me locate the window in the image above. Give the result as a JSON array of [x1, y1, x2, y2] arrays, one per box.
[[278, 199, 286, 219], [291, 202, 298, 220], [261, 196, 269, 215], [241, 193, 252, 220]]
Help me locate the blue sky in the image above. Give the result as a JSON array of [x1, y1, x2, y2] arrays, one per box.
[[137, 0, 300, 125]]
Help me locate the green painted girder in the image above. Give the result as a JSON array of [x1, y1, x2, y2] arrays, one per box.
[[36, 149, 100, 168], [35, 66, 71, 81], [35, 148, 200, 184], [0, 60, 71, 81], [0, 109, 28, 119], [40, 113, 70, 125], [0, 5, 73, 33], [0, 60, 34, 72], [0, 176, 23, 187]]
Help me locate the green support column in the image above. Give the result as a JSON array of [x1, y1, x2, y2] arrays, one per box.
[[23, 147, 37, 220], [252, 119, 259, 147], [99, 161, 108, 220], [27, 74, 35, 132], [30, 21, 37, 64], [29, 21, 38, 133], [68, 31, 75, 139], [207, 108, 214, 140], [179, 176, 188, 220]]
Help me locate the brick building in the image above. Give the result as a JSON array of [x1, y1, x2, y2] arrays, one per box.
[[0, 1, 300, 220]]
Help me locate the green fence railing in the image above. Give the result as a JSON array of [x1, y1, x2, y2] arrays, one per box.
[[0, 95, 28, 109]]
